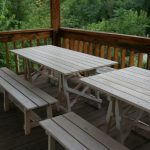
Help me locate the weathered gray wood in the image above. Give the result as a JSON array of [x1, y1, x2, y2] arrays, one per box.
[[40, 119, 88, 150], [0, 70, 47, 107], [0, 76, 37, 110], [24, 110, 31, 135], [4, 91, 10, 112], [1, 67, 57, 104], [12, 50, 71, 74], [89, 75, 150, 102], [11, 45, 117, 75], [0, 67, 58, 135], [40, 112, 129, 150], [53, 115, 108, 150], [125, 66, 150, 77], [64, 112, 129, 150], [81, 67, 150, 113], [96, 66, 116, 74]]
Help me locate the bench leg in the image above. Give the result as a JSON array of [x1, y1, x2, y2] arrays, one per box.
[[4, 91, 10, 112], [24, 110, 31, 135], [48, 136, 55, 150], [47, 105, 52, 118]]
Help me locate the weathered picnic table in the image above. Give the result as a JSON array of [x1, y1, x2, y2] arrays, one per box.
[[11, 45, 117, 112], [81, 66, 150, 142]]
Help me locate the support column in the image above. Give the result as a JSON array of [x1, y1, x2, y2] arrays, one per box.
[[50, 0, 61, 46]]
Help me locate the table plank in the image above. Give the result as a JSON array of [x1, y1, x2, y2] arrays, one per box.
[[23, 49, 89, 70], [81, 67, 150, 113], [12, 50, 71, 74], [45, 45, 116, 65], [35, 46, 113, 67], [89, 75, 150, 102], [98, 73, 150, 95], [110, 71, 150, 89], [11, 45, 117, 75], [126, 66, 150, 77]]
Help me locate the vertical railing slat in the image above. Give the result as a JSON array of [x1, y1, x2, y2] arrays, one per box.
[[83, 42, 88, 54], [129, 49, 135, 66], [74, 40, 79, 51], [95, 43, 99, 57], [13, 42, 19, 74], [89, 42, 93, 55], [69, 39, 74, 50], [63, 38, 69, 49], [137, 53, 143, 68], [107, 46, 112, 60], [121, 48, 126, 68], [114, 47, 119, 69], [100, 45, 105, 58], [78, 41, 83, 52], [147, 53, 150, 70]]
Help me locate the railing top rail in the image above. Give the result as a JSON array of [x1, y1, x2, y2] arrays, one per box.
[[60, 27, 150, 53], [60, 27, 150, 40], [0, 28, 54, 35]]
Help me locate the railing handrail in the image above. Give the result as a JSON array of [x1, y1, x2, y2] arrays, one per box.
[[0, 28, 54, 35], [60, 27, 150, 53]]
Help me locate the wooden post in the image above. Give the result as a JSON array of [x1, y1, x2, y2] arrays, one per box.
[[147, 53, 150, 70], [50, 0, 61, 46]]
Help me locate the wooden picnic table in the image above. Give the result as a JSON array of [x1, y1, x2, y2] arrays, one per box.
[[11, 45, 117, 112], [81, 66, 150, 142]]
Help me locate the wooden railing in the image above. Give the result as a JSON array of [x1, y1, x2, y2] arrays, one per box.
[[0, 28, 53, 74], [60, 27, 150, 69], [0, 27, 150, 74]]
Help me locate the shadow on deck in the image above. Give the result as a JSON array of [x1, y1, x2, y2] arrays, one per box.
[[0, 76, 150, 150]]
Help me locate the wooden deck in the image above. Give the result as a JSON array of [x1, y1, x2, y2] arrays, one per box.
[[0, 76, 150, 150]]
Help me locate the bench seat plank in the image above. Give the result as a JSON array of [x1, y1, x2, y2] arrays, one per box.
[[64, 112, 128, 150], [40, 119, 88, 150], [53, 115, 107, 150], [40, 112, 129, 150], [0, 77, 36, 110], [1, 67, 57, 105], [0, 70, 47, 107]]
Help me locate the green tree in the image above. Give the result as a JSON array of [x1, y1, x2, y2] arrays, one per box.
[[21, 0, 50, 29], [86, 9, 150, 36]]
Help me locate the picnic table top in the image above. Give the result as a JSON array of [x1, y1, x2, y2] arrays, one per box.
[[81, 66, 150, 113], [11, 45, 117, 75]]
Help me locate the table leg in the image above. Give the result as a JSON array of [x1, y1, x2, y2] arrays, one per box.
[[23, 58, 28, 80], [48, 135, 55, 150], [4, 91, 10, 112], [47, 105, 53, 118], [106, 95, 115, 133], [62, 75, 71, 112], [106, 96, 124, 142]]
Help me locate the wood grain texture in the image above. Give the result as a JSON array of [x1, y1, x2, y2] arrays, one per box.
[[40, 112, 129, 150], [81, 67, 150, 113]]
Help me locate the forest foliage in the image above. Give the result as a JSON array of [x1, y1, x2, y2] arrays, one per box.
[[0, 0, 150, 36]]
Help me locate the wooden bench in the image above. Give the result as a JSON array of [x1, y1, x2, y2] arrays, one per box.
[[0, 67, 58, 135], [40, 112, 129, 150]]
